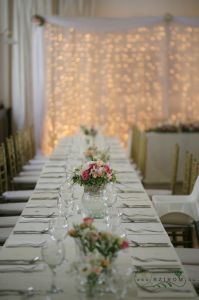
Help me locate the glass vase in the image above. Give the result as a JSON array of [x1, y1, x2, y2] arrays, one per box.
[[81, 186, 107, 219]]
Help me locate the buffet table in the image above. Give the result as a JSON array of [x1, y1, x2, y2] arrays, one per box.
[[145, 132, 199, 184], [0, 134, 197, 299]]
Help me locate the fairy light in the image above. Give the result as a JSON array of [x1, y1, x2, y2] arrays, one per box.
[[41, 22, 199, 154]]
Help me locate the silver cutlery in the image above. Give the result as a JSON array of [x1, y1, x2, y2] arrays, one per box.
[[131, 256, 177, 262], [0, 256, 40, 265], [122, 204, 151, 208], [122, 216, 158, 223], [129, 240, 170, 247], [26, 205, 57, 208], [6, 242, 46, 248], [135, 265, 182, 273], [22, 212, 55, 218], [13, 228, 49, 234], [0, 265, 43, 272], [126, 227, 164, 233], [0, 287, 45, 296], [123, 213, 154, 217]]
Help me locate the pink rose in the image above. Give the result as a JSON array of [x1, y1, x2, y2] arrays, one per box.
[[82, 170, 90, 181], [104, 165, 111, 173], [83, 217, 94, 225], [120, 240, 129, 249]]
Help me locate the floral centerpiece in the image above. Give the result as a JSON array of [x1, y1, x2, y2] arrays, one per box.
[[68, 218, 128, 258], [69, 218, 129, 297], [84, 146, 110, 163], [72, 161, 116, 217], [81, 125, 98, 137], [72, 161, 116, 192]]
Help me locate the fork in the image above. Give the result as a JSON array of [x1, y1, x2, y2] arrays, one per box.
[[129, 240, 170, 247], [131, 255, 178, 262], [126, 227, 163, 233]]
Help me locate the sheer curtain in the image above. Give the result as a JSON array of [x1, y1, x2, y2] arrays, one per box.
[[32, 16, 199, 154], [12, 0, 53, 132]]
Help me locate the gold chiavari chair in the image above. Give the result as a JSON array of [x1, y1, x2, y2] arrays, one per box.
[[182, 151, 193, 195], [137, 131, 148, 178], [6, 136, 37, 189], [189, 158, 199, 194], [146, 144, 180, 197]]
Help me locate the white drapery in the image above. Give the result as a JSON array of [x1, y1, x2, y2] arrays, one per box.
[[33, 16, 199, 154], [12, 0, 53, 132]]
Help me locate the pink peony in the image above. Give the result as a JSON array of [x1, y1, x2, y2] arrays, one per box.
[[82, 170, 90, 181]]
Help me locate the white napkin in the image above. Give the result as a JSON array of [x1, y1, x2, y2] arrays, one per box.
[[35, 183, 61, 190], [30, 192, 58, 200], [27, 199, 57, 208]]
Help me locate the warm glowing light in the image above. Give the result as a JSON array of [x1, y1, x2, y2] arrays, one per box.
[[42, 22, 199, 154]]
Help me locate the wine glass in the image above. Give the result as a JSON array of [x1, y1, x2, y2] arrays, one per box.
[[41, 237, 65, 294], [106, 183, 117, 207], [49, 217, 68, 241]]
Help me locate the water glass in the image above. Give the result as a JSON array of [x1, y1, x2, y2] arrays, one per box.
[[41, 237, 65, 293]]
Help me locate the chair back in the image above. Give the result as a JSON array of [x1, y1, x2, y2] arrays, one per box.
[[6, 137, 18, 184], [137, 131, 147, 177], [0, 144, 8, 194], [170, 144, 180, 194], [130, 125, 141, 165], [182, 151, 193, 195]]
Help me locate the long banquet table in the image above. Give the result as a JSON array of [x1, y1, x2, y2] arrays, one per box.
[[0, 135, 197, 299]]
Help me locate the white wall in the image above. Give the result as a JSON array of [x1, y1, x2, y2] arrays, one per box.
[[95, 0, 199, 17]]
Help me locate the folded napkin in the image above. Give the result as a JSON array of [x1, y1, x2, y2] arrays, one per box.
[[22, 207, 58, 218], [30, 192, 58, 200], [35, 183, 61, 190], [5, 235, 46, 248]]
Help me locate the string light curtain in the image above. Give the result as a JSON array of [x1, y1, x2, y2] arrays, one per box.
[[38, 17, 199, 154]]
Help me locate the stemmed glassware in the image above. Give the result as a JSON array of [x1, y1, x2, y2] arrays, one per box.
[[49, 217, 68, 241], [41, 237, 65, 294]]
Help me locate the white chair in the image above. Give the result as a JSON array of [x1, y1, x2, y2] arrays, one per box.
[[0, 216, 19, 227], [0, 227, 13, 244], [0, 203, 26, 216], [152, 175, 199, 221]]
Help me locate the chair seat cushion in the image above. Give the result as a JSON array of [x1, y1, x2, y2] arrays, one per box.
[[0, 227, 13, 244], [23, 165, 43, 171], [29, 160, 46, 165], [176, 248, 199, 265], [19, 171, 41, 177], [3, 190, 33, 200], [0, 216, 18, 227], [0, 203, 25, 216], [13, 176, 38, 184]]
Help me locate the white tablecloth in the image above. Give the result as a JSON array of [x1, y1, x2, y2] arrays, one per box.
[[0, 135, 197, 299]]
